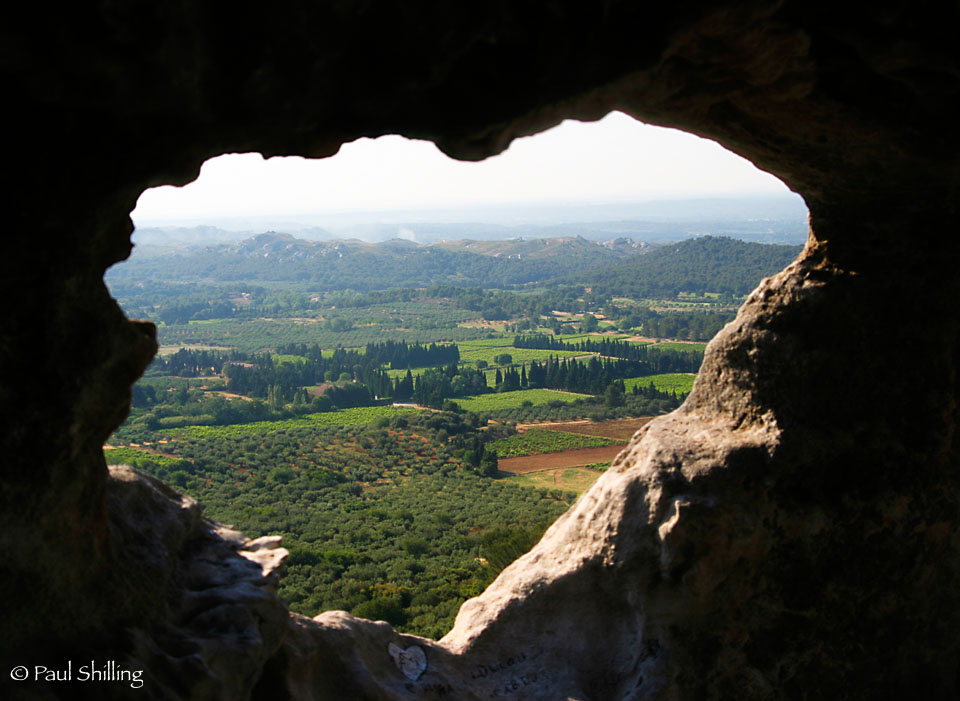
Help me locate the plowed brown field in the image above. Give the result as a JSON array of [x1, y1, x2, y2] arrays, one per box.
[[517, 417, 654, 441], [498, 444, 626, 474]]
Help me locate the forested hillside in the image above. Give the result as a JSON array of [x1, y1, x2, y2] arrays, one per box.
[[569, 236, 802, 298]]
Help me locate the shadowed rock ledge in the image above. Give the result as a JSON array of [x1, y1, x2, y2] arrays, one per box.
[[1, 2, 958, 699]]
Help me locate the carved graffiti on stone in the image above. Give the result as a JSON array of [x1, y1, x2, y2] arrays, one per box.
[[388, 642, 427, 681]]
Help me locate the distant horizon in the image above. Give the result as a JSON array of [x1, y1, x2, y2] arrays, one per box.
[[135, 192, 807, 238], [130, 192, 809, 249], [134, 191, 804, 231]]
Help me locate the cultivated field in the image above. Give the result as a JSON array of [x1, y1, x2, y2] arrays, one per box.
[[455, 389, 590, 412], [159, 318, 491, 352], [624, 373, 696, 395], [167, 405, 422, 439], [489, 428, 623, 458], [497, 444, 626, 474], [524, 416, 655, 441], [456, 345, 582, 366], [648, 341, 708, 353]]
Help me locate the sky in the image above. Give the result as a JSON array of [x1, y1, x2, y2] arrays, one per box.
[[131, 111, 792, 227]]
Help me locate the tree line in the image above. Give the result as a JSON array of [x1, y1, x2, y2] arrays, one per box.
[[363, 340, 460, 369], [514, 334, 704, 370]]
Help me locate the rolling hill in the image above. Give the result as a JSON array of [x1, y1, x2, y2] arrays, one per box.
[[109, 233, 648, 291], [568, 236, 803, 297]]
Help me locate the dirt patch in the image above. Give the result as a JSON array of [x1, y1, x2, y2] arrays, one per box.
[[498, 445, 625, 474], [505, 467, 604, 494], [516, 417, 655, 441], [206, 390, 254, 401]]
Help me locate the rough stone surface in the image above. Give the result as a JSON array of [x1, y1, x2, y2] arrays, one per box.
[[1, 2, 959, 699]]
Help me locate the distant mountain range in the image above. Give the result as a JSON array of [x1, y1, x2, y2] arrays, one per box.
[[110, 231, 802, 297], [110, 233, 651, 291]]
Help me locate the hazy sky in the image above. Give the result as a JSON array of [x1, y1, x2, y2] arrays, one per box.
[[132, 111, 791, 226]]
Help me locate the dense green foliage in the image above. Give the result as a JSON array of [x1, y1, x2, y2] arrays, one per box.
[[639, 310, 735, 341], [522, 353, 700, 394], [363, 340, 460, 369], [112, 411, 571, 638]]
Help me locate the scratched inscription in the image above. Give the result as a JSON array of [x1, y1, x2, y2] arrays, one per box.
[[488, 670, 547, 698], [388, 642, 427, 681], [470, 652, 527, 680]]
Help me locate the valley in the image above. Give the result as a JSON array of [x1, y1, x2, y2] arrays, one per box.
[[105, 233, 799, 638]]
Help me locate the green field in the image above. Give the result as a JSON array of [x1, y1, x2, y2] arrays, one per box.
[[385, 367, 430, 379], [457, 346, 583, 366], [624, 373, 696, 395], [455, 338, 517, 348], [489, 428, 623, 458], [272, 353, 310, 365], [165, 406, 422, 439], [454, 389, 590, 412], [505, 467, 602, 495], [649, 341, 708, 353]]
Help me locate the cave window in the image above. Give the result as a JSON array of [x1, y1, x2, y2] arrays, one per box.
[[105, 111, 801, 638]]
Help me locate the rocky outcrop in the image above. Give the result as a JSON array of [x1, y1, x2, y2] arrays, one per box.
[[109, 466, 290, 700], [1, 2, 958, 699]]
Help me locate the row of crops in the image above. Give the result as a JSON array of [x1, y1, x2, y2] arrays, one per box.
[[488, 428, 623, 458]]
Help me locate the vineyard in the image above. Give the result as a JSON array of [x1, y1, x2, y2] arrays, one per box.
[[163, 406, 422, 440], [488, 428, 623, 458]]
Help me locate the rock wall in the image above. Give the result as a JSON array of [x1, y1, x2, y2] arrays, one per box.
[[1, 2, 957, 699]]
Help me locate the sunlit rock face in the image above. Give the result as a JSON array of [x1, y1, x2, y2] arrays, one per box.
[[1, 2, 958, 699]]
